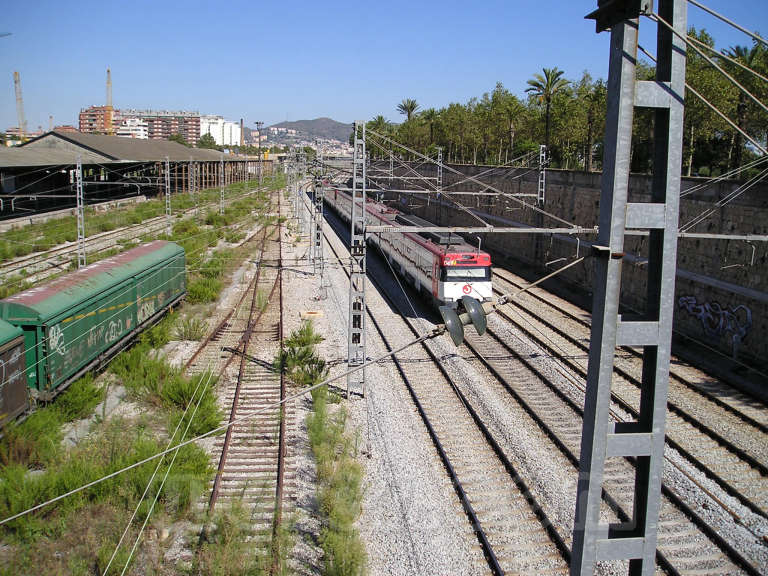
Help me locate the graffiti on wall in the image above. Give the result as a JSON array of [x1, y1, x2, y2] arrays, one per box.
[[678, 296, 752, 358]]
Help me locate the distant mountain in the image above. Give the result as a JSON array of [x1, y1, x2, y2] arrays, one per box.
[[269, 117, 352, 143]]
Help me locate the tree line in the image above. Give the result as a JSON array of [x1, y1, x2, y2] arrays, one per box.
[[363, 30, 766, 178]]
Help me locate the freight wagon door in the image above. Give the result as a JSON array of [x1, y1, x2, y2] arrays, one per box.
[[0, 335, 28, 425], [21, 326, 39, 391]]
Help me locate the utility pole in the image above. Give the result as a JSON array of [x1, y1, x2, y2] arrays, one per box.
[[436, 146, 443, 194], [572, 2, 686, 574], [255, 121, 264, 186], [75, 155, 86, 269], [219, 154, 225, 215], [165, 156, 171, 236], [346, 121, 367, 398]]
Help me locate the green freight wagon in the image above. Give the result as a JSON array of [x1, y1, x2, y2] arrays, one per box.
[[0, 241, 186, 400], [0, 318, 28, 425]]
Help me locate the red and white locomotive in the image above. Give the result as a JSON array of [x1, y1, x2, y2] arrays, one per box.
[[325, 188, 492, 308]]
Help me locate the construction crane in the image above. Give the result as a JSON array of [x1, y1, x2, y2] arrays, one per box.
[[105, 67, 113, 135], [13, 71, 26, 141]]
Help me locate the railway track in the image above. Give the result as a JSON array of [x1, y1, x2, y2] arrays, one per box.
[[323, 204, 766, 574], [0, 182, 271, 285], [491, 267, 768, 522], [465, 319, 762, 575], [323, 214, 570, 575], [185, 192, 291, 569]]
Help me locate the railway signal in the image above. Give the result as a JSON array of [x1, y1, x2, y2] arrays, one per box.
[[439, 296, 491, 347]]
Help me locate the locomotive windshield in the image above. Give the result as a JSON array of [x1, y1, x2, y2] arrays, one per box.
[[441, 266, 491, 282]]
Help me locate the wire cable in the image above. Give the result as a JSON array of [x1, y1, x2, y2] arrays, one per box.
[[687, 34, 768, 84], [686, 0, 768, 48], [365, 128, 581, 229], [117, 366, 216, 576], [0, 327, 441, 527], [102, 367, 214, 575], [647, 12, 768, 115], [681, 156, 768, 197], [680, 166, 768, 232], [637, 44, 768, 155]]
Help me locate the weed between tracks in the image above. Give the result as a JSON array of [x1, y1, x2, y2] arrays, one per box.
[[0, 174, 285, 299], [0, 177, 289, 573], [282, 321, 366, 576], [0, 175, 284, 263]]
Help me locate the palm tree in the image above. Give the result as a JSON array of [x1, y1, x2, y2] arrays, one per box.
[[369, 114, 390, 134], [397, 98, 420, 122], [368, 115, 391, 158], [525, 67, 570, 149], [420, 108, 438, 144]]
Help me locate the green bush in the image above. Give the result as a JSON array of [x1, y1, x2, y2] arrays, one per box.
[[0, 409, 62, 468], [140, 311, 175, 348], [55, 374, 104, 422], [187, 276, 222, 303], [175, 316, 207, 340]]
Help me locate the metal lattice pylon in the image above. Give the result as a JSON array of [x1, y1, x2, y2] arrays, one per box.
[[312, 178, 324, 273], [75, 155, 86, 268], [164, 156, 171, 236], [347, 121, 366, 398], [189, 157, 197, 216], [572, 1, 686, 574], [219, 154, 225, 215], [537, 144, 547, 205]]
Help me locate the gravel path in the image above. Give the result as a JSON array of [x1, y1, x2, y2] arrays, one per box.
[[312, 211, 490, 575]]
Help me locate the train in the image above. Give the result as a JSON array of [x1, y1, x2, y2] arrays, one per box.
[[324, 187, 492, 307], [0, 240, 186, 426]]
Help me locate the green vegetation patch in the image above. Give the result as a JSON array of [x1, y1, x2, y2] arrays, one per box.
[[0, 317, 217, 573], [280, 321, 366, 576]]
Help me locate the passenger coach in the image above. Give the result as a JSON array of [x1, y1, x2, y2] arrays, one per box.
[[325, 188, 492, 308]]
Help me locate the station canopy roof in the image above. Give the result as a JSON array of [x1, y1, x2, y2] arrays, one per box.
[[1, 131, 231, 167], [0, 145, 105, 167]]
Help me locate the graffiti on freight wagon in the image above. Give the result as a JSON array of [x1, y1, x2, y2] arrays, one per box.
[[86, 318, 128, 349], [678, 296, 752, 357], [49, 324, 67, 356], [0, 346, 24, 387]]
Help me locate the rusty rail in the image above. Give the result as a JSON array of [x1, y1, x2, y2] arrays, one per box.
[[271, 191, 286, 574]]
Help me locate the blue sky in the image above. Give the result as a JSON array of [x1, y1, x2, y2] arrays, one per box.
[[1, 1, 765, 132]]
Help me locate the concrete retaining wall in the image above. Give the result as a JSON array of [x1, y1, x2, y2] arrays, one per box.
[[381, 163, 767, 365]]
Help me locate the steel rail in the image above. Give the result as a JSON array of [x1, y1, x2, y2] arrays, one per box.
[[492, 267, 768, 434], [183, 224, 271, 371], [271, 191, 287, 575], [491, 272, 768, 520], [321, 221, 502, 576], [323, 210, 571, 575], [468, 326, 762, 576], [0, 180, 272, 281], [208, 226, 280, 512]]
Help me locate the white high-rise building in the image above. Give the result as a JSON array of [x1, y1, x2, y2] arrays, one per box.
[[115, 117, 149, 139], [199, 115, 241, 146]]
